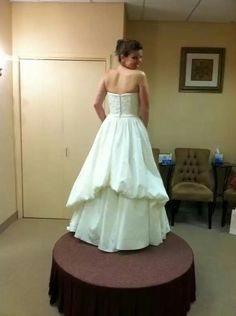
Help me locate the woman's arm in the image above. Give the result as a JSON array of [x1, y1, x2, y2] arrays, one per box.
[[138, 72, 150, 128], [93, 75, 107, 122]]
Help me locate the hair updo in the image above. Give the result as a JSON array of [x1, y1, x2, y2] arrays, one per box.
[[115, 39, 143, 62]]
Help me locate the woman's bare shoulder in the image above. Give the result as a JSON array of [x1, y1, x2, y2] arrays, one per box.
[[105, 68, 118, 75], [136, 70, 146, 76], [132, 70, 147, 85], [103, 68, 118, 80], [130, 69, 146, 79]]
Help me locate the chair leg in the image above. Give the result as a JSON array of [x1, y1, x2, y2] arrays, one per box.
[[221, 200, 228, 227], [208, 202, 215, 229], [171, 200, 181, 226]]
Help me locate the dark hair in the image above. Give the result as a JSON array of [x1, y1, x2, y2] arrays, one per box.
[[115, 39, 143, 62]]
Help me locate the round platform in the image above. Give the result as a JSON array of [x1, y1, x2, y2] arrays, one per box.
[[49, 232, 196, 316]]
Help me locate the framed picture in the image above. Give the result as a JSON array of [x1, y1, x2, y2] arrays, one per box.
[[179, 47, 225, 93]]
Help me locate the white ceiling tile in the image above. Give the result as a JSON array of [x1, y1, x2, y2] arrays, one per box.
[[143, 0, 200, 21], [9, 0, 236, 22], [189, 0, 236, 22], [126, 3, 143, 20]]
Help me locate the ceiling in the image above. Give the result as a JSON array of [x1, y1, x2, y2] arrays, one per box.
[[10, 0, 236, 23]]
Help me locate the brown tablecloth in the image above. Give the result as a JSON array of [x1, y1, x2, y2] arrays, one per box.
[[49, 232, 196, 316]]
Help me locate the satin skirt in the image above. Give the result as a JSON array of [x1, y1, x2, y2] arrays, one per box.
[[67, 114, 170, 252]]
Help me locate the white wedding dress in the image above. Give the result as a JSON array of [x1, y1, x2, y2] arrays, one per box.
[[66, 92, 170, 252]]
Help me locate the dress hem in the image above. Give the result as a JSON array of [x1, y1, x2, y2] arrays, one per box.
[[67, 229, 170, 253]]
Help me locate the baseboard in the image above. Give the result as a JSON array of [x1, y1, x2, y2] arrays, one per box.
[[0, 211, 18, 234]]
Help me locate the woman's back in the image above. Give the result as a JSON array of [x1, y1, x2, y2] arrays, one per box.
[[104, 66, 144, 95], [93, 40, 149, 127]]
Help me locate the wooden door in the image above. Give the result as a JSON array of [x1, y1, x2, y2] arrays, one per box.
[[62, 60, 106, 211], [20, 59, 106, 218]]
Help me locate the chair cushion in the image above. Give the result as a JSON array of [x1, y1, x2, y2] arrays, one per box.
[[224, 188, 236, 202], [172, 148, 212, 189], [171, 182, 213, 202]]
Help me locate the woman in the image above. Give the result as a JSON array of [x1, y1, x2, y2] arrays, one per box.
[[66, 39, 170, 252]]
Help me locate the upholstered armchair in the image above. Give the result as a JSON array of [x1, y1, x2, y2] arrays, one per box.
[[170, 148, 215, 229], [222, 169, 236, 226]]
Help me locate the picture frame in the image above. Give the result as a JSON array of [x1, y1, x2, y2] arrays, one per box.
[[179, 47, 225, 93]]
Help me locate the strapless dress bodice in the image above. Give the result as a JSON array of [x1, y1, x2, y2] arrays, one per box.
[[107, 92, 139, 117]]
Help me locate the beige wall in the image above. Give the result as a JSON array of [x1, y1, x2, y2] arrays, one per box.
[[12, 2, 125, 216], [127, 22, 236, 162], [0, 0, 17, 225], [12, 2, 125, 57]]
